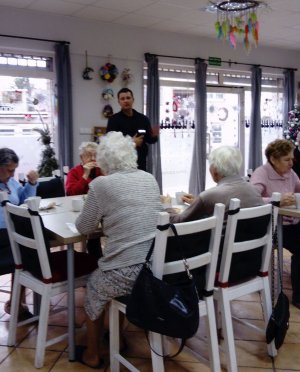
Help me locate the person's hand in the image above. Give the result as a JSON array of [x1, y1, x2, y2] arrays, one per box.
[[133, 134, 144, 147], [151, 126, 160, 138], [280, 192, 295, 207], [83, 161, 98, 179], [182, 193, 195, 205], [160, 194, 172, 205], [26, 170, 39, 185]]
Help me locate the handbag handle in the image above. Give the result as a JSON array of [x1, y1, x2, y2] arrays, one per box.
[[271, 200, 282, 307], [145, 222, 194, 280], [144, 223, 170, 263], [169, 224, 193, 279]]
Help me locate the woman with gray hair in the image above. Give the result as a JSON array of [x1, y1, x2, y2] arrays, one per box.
[[66, 141, 103, 196], [0, 147, 39, 320], [169, 145, 262, 223], [75, 131, 162, 368]]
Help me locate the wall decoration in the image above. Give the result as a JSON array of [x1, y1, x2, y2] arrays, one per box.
[[102, 88, 114, 100], [99, 62, 119, 83], [102, 104, 113, 118], [82, 50, 94, 80], [121, 68, 132, 85]]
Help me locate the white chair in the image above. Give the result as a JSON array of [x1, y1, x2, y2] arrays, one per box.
[[62, 165, 69, 185], [52, 169, 61, 177], [109, 203, 225, 372], [0, 192, 98, 368], [213, 193, 281, 372]]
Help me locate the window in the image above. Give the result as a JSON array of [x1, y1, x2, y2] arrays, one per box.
[[145, 63, 284, 195], [0, 51, 56, 177], [0, 52, 53, 71]]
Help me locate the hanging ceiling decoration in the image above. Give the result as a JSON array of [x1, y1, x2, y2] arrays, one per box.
[[205, 1, 268, 51]]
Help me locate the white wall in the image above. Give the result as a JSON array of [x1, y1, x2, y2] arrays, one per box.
[[0, 5, 299, 163]]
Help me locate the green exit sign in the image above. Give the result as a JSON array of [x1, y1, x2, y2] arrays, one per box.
[[208, 57, 222, 66]]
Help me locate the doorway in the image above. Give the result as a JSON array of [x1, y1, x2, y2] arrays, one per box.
[[206, 86, 244, 188]]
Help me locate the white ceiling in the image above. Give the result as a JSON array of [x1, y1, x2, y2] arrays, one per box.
[[1, 0, 300, 50]]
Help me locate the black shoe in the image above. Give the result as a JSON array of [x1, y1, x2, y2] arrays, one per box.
[[4, 301, 34, 321]]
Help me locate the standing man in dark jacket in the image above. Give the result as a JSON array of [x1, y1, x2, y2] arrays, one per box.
[[106, 88, 159, 171]]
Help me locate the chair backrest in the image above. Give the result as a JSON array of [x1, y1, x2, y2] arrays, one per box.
[[62, 166, 69, 185], [244, 168, 253, 182], [37, 176, 65, 199], [0, 195, 15, 275], [52, 169, 61, 177], [0, 192, 53, 281], [151, 203, 225, 296], [217, 192, 281, 286]]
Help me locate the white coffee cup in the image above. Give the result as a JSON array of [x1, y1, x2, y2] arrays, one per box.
[[295, 193, 300, 209], [25, 196, 42, 210], [72, 198, 84, 212], [175, 192, 185, 205]]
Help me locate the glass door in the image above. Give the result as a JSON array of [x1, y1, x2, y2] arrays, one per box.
[[159, 85, 245, 194], [206, 86, 245, 188]]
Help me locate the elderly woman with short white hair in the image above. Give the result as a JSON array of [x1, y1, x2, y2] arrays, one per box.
[[66, 141, 103, 196], [75, 131, 162, 368]]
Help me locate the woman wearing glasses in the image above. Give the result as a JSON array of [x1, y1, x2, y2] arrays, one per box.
[[0, 147, 39, 320]]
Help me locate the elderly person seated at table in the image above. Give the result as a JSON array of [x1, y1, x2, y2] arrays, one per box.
[[66, 141, 103, 196], [165, 146, 263, 286], [0, 147, 39, 320], [250, 139, 300, 309], [66, 141, 104, 258], [170, 146, 262, 223], [75, 131, 162, 368]]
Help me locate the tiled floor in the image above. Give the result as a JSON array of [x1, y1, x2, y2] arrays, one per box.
[[0, 251, 299, 371]]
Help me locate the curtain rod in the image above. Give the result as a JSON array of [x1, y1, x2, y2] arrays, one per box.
[[0, 34, 70, 45], [151, 53, 297, 72]]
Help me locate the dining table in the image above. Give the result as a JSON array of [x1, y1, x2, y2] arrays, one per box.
[[39, 195, 100, 362]]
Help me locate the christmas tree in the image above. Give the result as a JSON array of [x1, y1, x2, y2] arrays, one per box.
[[34, 125, 59, 176], [31, 98, 59, 177], [283, 104, 300, 146]]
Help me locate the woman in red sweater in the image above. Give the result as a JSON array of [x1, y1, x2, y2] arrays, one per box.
[[66, 142, 104, 258], [66, 142, 103, 196]]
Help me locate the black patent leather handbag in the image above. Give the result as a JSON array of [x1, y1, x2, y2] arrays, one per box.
[[126, 224, 200, 357]]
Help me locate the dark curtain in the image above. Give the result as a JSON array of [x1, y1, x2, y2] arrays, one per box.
[[55, 43, 73, 168], [283, 69, 295, 129], [248, 66, 262, 171], [145, 53, 162, 191], [189, 59, 207, 195]]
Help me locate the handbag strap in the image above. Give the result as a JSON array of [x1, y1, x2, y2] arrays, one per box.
[[145, 223, 194, 281], [271, 201, 282, 307], [144, 330, 186, 359], [169, 223, 193, 279], [145, 223, 170, 263]]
